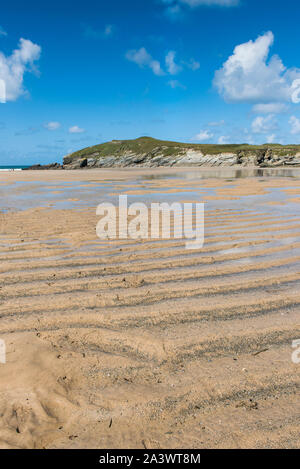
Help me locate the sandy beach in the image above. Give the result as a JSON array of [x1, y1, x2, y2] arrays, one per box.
[[0, 167, 300, 449]]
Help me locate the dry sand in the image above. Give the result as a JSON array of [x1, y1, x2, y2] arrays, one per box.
[[0, 168, 299, 449]]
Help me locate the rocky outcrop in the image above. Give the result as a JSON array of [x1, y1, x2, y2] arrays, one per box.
[[62, 147, 300, 169], [62, 149, 241, 168], [24, 163, 62, 170], [254, 149, 300, 167], [62, 158, 88, 170]]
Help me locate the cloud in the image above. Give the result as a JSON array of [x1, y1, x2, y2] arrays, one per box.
[[44, 121, 61, 131], [165, 51, 182, 75], [218, 135, 229, 144], [125, 47, 165, 76], [166, 51, 199, 74], [0, 38, 41, 102], [194, 130, 214, 141], [208, 119, 225, 126], [181, 0, 239, 5], [186, 58, 200, 71], [266, 134, 276, 143], [214, 31, 300, 106], [289, 116, 300, 135], [252, 103, 288, 114], [126, 47, 199, 80], [162, 0, 239, 17], [0, 26, 7, 37], [251, 115, 278, 134], [167, 79, 186, 89], [69, 125, 85, 134]]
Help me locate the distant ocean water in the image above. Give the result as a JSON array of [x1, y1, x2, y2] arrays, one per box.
[[0, 165, 29, 171]]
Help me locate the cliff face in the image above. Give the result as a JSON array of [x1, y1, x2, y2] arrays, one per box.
[[62, 138, 300, 169], [63, 149, 242, 168]]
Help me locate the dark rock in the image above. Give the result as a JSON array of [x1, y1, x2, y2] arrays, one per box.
[[79, 158, 88, 168], [63, 158, 88, 169], [24, 163, 62, 170], [63, 155, 73, 165]]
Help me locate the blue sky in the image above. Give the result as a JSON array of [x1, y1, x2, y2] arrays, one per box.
[[1, 0, 300, 164]]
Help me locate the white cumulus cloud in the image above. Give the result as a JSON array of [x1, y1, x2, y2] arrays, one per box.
[[44, 121, 61, 131], [266, 134, 276, 143], [69, 125, 85, 134], [194, 130, 214, 141], [218, 135, 229, 144], [165, 51, 182, 75], [252, 103, 288, 114], [214, 31, 300, 105], [0, 38, 41, 102], [251, 115, 278, 134]]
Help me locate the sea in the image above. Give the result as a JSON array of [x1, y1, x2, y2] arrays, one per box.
[[0, 165, 29, 171]]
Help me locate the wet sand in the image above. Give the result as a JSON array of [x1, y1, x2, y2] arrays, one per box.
[[0, 168, 300, 449]]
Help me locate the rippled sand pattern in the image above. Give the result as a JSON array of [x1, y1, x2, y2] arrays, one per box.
[[0, 168, 300, 449]]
